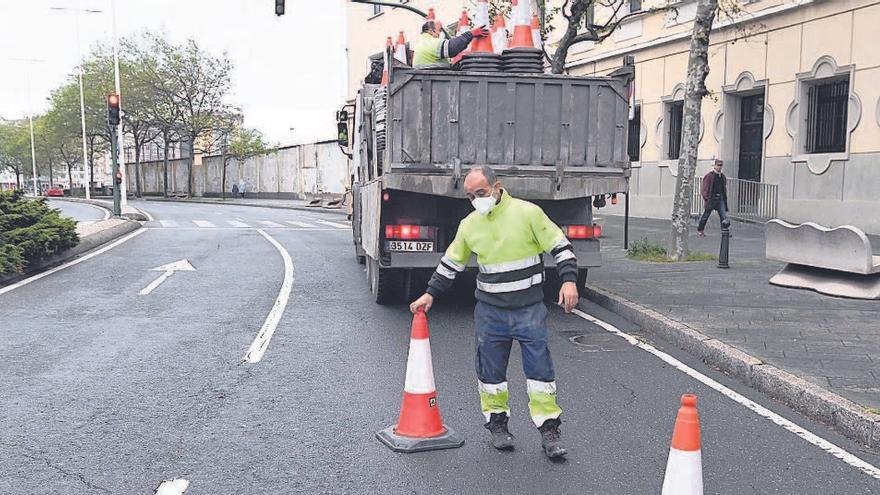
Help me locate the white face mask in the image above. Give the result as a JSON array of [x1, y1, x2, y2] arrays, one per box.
[[471, 194, 497, 216]]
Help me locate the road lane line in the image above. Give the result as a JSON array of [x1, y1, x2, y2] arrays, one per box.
[[228, 220, 250, 228], [154, 478, 189, 494], [243, 229, 293, 364], [286, 220, 313, 228], [140, 207, 154, 222], [316, 220, 350, 229], [160, 220, 179, 228], [192, 220, 215, 228], [571, 308, 880, 480], [259, 220, 284, 228], [0, 228, 147, 296]]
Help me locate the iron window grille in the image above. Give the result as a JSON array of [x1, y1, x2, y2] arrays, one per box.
[[805, 78, 848, 154]]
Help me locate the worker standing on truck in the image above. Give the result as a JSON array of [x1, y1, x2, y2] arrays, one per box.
[[412, 20, 489, 67], [409, 166, 579, 459]]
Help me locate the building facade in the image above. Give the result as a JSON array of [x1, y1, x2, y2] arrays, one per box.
[[346, 0, 880, 233]]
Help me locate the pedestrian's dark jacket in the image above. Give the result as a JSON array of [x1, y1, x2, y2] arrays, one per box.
[[701, 170, 727, 207]]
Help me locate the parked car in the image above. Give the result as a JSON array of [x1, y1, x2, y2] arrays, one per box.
[[46, 187, 64, 197]]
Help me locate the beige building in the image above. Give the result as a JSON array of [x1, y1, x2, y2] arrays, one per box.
[[345, 0, 880, 233]]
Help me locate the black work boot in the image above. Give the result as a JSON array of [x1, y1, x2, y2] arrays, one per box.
[[538, 418, 567, 459], [484, 412, 515, 450]]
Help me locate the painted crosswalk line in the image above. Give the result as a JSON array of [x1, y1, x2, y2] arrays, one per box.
[[285, 220, 314, 228], [316, 220, 350, 229], [159, 220, 179, 228], [228, 220, 250, 228], [192, 220, 215, 228], [259, 220, 284, 228]]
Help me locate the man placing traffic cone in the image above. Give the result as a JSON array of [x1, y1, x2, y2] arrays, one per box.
[[410, 166, 578, 459], [412, 18, 489, 67], [661, 394, 704, 495]]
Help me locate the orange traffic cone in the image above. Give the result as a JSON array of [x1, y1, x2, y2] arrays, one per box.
[[394, 31, 408, 63], [530, 14, 542, 50], [451, 9, 471, 64], [661, 394, 703, 495], [491, 14, 508, 54], [470, 0, 494, 54], [508, 0, 535, 49], [380, 36, 392, 86], [376, 309, 464, 453]]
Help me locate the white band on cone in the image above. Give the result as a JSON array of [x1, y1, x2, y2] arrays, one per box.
[[403, 338, 436, 394], [661, 448, 703, 495]]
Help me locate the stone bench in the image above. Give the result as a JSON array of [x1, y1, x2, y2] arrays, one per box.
[[765, 219, 880, 299]]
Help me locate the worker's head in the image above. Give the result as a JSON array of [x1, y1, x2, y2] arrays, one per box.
[[713, 159, 724, 173], [465, 166, 502, 215], [422, 20, 442, 38]]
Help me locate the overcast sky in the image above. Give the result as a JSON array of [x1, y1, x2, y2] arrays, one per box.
[[0, 0, 347, 145]]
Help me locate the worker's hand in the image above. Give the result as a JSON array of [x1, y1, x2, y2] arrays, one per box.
[[410, 293, 434, 314], [557, 282, 579, 314], [470, 25, 490, 38]]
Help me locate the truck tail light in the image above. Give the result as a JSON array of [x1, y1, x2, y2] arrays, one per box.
[[565, 224, 602, 239], [385, 224, 435, 240]]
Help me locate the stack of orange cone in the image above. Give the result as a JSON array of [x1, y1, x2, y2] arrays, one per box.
[[380, 36, 392, 86], [394, 31, 408, 64], [531, 14, 542, 51], [661, 394, 704, 495], [491, 14, 507, 54], [376, 309, 464, 453], [451, 9, 471, 64], [470, 0, 494, 54], [508, 0, 535, 49]]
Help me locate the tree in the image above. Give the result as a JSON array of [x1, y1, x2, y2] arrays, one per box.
[[154, 37, 234, 197], [43, 82, 85, 192], [0, 119, 33, 190], [218, 126, 267, 200]]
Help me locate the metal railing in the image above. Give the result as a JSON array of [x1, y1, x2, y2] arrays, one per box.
[[692, 176, 778, 222]]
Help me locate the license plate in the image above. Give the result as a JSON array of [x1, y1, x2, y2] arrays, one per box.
[[388, 241, 434, 252]]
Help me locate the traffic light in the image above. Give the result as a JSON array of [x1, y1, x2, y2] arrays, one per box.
[[275, 0, 284, 16], [107, 93, 120, 126]]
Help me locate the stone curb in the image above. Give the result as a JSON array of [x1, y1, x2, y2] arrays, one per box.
[[584, 284, 880, 449], [143, 197, 347, 217], [53, 197, 149, 221], [0, 220, 141, 287]]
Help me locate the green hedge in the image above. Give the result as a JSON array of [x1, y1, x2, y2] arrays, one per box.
[[0, 190, 79, 277]]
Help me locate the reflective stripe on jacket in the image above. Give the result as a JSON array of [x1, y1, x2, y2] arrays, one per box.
[[426, 190, 578, 308]]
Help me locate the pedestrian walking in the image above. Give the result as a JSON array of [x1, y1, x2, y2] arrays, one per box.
[[238, 178, 247, 199], [231, 183, 239, 198], [697, 159, 729, 237], [410, 166, 578, 459]]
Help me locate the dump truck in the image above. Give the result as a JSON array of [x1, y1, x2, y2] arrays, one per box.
[[337, 55, 633, 304]]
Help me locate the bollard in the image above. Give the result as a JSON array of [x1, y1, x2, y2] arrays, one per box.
[[717, 219, 731, 269]]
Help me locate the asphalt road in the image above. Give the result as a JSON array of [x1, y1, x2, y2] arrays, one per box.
[[2, 200, 879, 494], [47, 199, 108, 224]]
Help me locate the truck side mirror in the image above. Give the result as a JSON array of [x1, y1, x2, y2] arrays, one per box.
[[337, 122, 349, 148]]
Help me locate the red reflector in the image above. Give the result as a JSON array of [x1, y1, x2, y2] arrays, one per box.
[[566, 224, 602, 239], [383, 192, 390, 201], [385, 224, 429, 239]]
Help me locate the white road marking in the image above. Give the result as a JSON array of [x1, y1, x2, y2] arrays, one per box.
[[286, 220, 313, 228], [138, 259, 196, 295], [243, 229, 294, 364], [72, 200, 111, 221], [228, 220, 250, 228], [140, 207, 154, 222], [192, 220, 215, 228], [0, 228, 147, 296], [316, 220, 350, 229], [259, 220, 284, 228], [154, 478, 189, 494], [80, 220, 95, 225], [571, 308, 880, 481], [160, 220, 179, 228]]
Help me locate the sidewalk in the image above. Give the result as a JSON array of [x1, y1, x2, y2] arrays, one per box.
[[143, 196, 347, 216], [588, 212, 880, 445]]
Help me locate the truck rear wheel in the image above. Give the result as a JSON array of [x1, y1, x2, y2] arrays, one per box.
[[367, 257, 402, 305]]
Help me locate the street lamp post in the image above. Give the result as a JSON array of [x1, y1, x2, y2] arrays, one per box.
[[6, 58, 44, 196], [50, 6, 102, 199]]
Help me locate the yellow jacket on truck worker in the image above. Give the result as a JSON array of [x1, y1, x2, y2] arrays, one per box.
[[413, 20, 489, 67], [410, 166, 579, 459]]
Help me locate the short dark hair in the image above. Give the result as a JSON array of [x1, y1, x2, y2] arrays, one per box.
[[422, 21, 436, 33], [467, 166, 497, 185], [714, 159, 724, 166]]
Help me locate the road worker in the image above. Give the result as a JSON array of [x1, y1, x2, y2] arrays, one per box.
[[410, 166, 579, 459], [412, 20, 489, 67]]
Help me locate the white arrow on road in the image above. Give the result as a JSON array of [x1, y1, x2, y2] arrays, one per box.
[[139, 259, 196, 295]]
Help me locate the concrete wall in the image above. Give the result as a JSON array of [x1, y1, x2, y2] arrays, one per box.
[[569, 0, 880, 234], [126, 141, 347, 199]]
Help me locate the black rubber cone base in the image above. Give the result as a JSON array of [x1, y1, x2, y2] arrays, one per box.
[[376, 424, 465, 453]]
